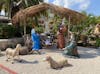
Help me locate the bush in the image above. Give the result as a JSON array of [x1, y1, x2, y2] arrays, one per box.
[[35, 26, 44, 34], [95, 38, 100, 47], [0, 23, 22, 39]]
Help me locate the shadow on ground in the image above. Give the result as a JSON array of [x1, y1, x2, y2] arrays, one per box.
[[78, 47, 100, 59], [43, 46, 100, 59], [15, 59, 39, 64], [0, 53, 5, 57]]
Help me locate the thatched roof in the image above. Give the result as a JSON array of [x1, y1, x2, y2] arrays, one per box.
[[12, 3, 85, 25]]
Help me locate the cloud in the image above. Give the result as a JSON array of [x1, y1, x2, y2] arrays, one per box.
[[44, 0, 49, 3], [53, 0, 64, 7], [79, 0, 90, 10], [44, 0, 90, 10]]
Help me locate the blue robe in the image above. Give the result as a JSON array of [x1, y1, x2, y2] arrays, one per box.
[[31, 33, 41, 50], [63, 40, 80, 58]]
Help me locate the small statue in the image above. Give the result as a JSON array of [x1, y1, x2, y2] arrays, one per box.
[[44, 56, 69, 69], [63, 32, 80, 58], [57, 24, 66, 50]]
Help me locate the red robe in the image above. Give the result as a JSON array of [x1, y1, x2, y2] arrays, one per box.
[[57, 32, 65, 49]]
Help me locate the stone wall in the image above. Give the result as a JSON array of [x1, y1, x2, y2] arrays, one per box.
[[0, 38, 24, 51]]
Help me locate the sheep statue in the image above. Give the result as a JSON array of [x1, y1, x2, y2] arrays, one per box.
[[43, 56, 69, 69], [6, 44, 21, 64]]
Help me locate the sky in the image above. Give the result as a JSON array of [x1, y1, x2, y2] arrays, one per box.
[[44, 0, 100, 16]]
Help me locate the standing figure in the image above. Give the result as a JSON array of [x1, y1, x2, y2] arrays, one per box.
[[63, 32, 80, 58], [30, 28, 41, 54], [57, 25, 65, 50]]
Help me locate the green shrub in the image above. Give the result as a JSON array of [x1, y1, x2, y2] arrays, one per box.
[[52, 23, 58, 34], [35, 26, 44, 34], [0, 24, 22, 39], [95, 38, 100, 47]]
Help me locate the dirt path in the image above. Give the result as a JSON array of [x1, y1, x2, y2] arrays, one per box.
[[0, 47, 100, 74]]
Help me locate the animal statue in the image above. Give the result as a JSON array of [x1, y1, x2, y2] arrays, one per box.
[[25, 35, 32, 52], [44, 56, 69, 69], [19, 46, 29, 55], [6, 44, 21, 64], [23, 34, 32, 52]]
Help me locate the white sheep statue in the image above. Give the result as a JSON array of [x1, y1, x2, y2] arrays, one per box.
[[6, 44, 21, 64]]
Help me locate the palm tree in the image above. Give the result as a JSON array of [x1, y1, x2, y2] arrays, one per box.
[[11, 0, 44, 35]]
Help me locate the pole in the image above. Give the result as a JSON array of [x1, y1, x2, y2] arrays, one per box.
[[8, 0, 11, 19], [65, 16, 70, 45], [23, 20, 26, 35], [24, 25, 26, 35]]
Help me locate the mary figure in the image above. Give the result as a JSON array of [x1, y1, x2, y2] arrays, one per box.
[[63, 32, 80, 58], [31, 28, 41, 54]]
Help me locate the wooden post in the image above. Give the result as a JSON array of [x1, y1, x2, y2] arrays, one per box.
[[19, 18, 26, 36], [68, 16, 71, 42], [24, 25, 26, 35], [23, 20, 26, 35], [8, 0, 11, 19]]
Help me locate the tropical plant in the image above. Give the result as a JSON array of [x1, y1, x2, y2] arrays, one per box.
[[71, 12, 98, 35], [71, 11, 100, 47], [95, 38, 100, 47], [35, 26, 44, 33], [0, 23, 22, 38], [10, 0, 44, 35]]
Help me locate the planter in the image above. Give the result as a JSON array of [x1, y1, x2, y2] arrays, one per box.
[[0, 37, 24, 51]]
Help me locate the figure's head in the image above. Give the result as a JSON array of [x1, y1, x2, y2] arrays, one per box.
[[43, 56, 52, 61], [31, 29, 35, 34], [46, 56, 52, 60], [16, 44, 21, 50], [58, 25, 68, 33]]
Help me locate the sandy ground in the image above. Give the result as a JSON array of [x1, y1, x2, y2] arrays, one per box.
[[0, 46, 100, 74]]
